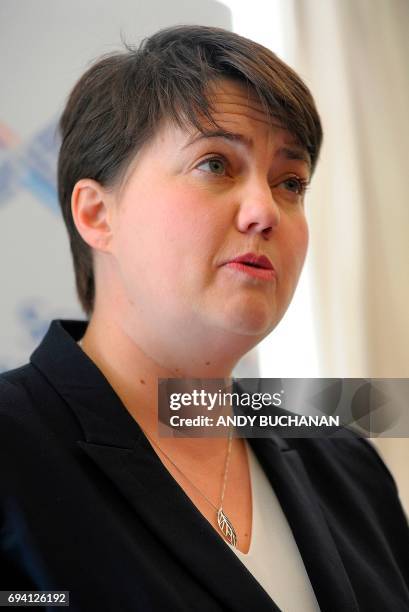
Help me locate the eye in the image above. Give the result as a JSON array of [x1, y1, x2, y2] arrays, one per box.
[[277, 176, 310, 196], [196, 157, 227, 176]]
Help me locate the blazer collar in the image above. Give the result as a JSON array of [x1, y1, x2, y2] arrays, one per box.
[[31, 320, 358, 612]]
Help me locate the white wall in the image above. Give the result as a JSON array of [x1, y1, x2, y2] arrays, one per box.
[[0, 0, 231, 371]]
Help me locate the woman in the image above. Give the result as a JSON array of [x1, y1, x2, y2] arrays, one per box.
[[1, 25, 408, 611]]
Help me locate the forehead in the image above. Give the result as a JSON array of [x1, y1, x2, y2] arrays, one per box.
[[163, 78, 310, 167], [122, 78, 311, 184], [207, 78, 271, 122]]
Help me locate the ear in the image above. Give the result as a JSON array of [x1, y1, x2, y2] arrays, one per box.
[[71, 179, 113, 252]]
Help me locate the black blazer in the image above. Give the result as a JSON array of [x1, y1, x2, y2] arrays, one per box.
[[1, 320, 409, 611]]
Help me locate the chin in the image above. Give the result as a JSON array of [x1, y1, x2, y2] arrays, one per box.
[[219, 303, 278, 338]]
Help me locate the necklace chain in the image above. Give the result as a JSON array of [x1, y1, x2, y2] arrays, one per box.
[[77, 338, 238, 547], [143, 428, 238, 548], [144, 428, 233, 512]]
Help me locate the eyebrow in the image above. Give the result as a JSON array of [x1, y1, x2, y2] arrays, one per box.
[[184, 128, 311, 169]]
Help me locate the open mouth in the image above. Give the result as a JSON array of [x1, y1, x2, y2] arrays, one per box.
[[227, 253, 274, 270], [221, 252, 276, 280], [241, 262, 263, 268]]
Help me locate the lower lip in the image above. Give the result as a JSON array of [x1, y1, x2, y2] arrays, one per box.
[[224, 262, 276, 281]]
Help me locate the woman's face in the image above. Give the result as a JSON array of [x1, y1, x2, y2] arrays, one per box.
[[107, 79, 310, 354]]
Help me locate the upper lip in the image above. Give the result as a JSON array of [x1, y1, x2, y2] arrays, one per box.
[[224, 252, 274, 270]]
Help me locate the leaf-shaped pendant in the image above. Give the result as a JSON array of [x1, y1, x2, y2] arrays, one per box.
[[217, 507, 238, 548]]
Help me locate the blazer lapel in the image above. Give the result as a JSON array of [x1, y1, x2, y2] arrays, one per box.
[[248, 436, 359, 612], [30, 317, 280, 612], [76, 429, 281, 612], [31, 321, 357, 612]]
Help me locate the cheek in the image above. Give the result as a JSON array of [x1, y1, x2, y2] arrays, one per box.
[[273, 218, 308, 317], [113, 185, 217, 293], [296, 218, 309, 266], [280, 216, 309, 280]]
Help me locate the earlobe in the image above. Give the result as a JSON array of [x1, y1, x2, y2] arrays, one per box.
[[71, 179, 113, 251]]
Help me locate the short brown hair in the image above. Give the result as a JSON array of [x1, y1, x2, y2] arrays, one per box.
[[58, 25, 323, 316]]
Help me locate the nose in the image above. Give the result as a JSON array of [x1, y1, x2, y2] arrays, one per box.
[[235, 178, 280, 239]]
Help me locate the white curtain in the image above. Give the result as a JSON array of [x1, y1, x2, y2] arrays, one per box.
[[283, 0, 409, 513]]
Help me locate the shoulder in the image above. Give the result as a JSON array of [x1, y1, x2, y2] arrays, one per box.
[[0, 364, 38, 425], [283, 433, 409, 556], [0, 367, 50, 495], [286, 431, 399, 495], [0, 362, 82, 454], [0, 364, 86, 510], [0, 365, 48, 450]]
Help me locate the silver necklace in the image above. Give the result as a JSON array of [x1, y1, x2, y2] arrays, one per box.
[[144, 428, 238, 548], [77, 339, 237, 547]]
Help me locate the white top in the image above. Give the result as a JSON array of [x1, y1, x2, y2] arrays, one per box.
[[227, 441, 321, 612]]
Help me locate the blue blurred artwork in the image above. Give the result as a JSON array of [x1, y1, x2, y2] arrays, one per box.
[[0, 119, 60, 213]]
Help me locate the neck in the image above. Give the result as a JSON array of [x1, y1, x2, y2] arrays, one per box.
[[78, 307, 250, 460]]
